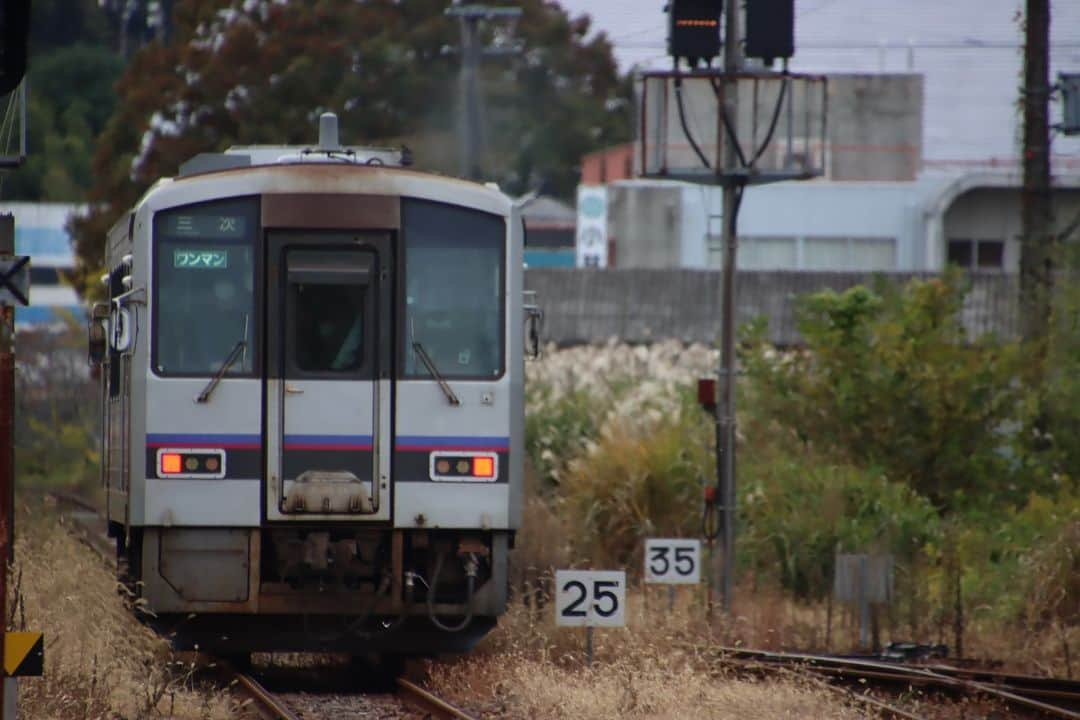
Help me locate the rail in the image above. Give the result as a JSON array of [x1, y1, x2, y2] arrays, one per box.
[[227, 667, 302, 720], [712, 647, 1080, 719], [396, 676, 481, 720]]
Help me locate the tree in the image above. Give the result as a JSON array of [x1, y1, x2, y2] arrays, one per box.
[[1, 44, 124, 202], [70, 0, 633, 297], [741, 275, 1025, 512], [0, 2, 122, 202]]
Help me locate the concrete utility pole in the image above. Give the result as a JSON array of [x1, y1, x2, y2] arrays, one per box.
[[1019, 0, 1054, 350], [0, 217, 13, 718], [446, 4, 522, 181], [716, 2, 741, 615]]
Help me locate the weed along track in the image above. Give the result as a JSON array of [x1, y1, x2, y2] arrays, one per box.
[[51, 492, 481, 720]]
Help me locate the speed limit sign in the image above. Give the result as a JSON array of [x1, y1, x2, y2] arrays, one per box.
[[554, 570, 626, 627], [644, 539, 701, 584]]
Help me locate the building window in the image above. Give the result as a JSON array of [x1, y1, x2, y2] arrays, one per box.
[[746, 236, 798, 270], [947, 239, 1003, 271], [804, 236, 897, 271]]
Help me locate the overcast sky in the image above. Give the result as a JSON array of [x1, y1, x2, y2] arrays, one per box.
[[554, 0, 1080, 163]]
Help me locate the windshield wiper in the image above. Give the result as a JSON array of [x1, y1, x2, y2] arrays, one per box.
[[196, 339, 247, 404], [413, 342, 461, 406]]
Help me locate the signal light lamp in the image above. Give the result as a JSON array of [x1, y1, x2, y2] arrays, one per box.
[[667, 0, 722, 66]]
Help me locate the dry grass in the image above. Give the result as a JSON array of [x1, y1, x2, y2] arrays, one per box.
[[10, 500, 232, 719], [430, 652, 863, 720], [428, 589, 865, 719]]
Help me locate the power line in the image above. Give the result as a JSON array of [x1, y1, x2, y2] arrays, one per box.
[[614, 40, 1080, 50]]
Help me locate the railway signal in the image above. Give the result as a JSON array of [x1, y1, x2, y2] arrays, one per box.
[[667, 0, 722, 68]]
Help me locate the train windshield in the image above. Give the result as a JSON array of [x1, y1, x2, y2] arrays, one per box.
[[152, 198, 259, 376], [402, 200, 505, 379]]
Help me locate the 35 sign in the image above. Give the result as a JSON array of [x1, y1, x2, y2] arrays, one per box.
[[644, 539, 701, 584], [554, 570, 626, 627]]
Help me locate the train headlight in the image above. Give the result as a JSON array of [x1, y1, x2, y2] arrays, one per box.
[[429, 451, 499, 482]]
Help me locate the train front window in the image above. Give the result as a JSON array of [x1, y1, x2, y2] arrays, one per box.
[[402, 199, 505, 379], [153, 198, 259, 376], [285, 248, 373, 376]]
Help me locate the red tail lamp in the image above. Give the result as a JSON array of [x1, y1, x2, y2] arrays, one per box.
[[472, 456, 495, 478], [160, 453, 183, 474]]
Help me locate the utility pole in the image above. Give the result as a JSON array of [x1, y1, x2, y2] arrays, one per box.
[[0, 216, 14, 719], [716, 0, 741, 616], [445, 4, 522, 181], [0, 231, 8, 720], [1019, 0, 1054, 352]]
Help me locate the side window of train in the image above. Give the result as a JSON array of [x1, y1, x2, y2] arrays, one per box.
[[401, 200, 506, 379], [151, 198, 259, 377], [285, 249, 372, 376]]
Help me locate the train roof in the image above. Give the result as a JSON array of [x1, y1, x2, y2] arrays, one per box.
[[127, 112, 512, 218]]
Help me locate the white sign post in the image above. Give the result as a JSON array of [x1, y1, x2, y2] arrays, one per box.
[[555, 569, 626, 665], [575, 185, 608, 268], [644, 539, 702, 612]]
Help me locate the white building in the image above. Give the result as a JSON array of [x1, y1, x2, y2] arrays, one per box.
[[0, 203, 86, 327], [606, 171, 1080, 273]]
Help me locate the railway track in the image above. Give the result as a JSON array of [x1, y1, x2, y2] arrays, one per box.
[[221, 663, 480, 720], [713, 647, 1080, 719], [49, 492, 1078, 718], [49, 492, 481, 720]]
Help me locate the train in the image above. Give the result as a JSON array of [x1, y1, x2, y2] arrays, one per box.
[[88, 113, 537, 660]]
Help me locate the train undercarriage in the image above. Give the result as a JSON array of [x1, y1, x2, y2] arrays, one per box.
[[111, 523, 511, 654]]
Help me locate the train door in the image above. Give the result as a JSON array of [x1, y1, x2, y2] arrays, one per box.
[[264, 232, 392, 522]]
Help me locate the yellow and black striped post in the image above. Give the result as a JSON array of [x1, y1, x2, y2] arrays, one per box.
[[3, 632, 43, 677]]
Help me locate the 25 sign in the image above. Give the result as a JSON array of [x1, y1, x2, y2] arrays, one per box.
[[644, 539, 701, 584], [554, 570, 626, 627]]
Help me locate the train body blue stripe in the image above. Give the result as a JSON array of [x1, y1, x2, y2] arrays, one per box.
[[395, 435, 510, 451], [147, 434, 508, 451], [147, 433, 261, 448]]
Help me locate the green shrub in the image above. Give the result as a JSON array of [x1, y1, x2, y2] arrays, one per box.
[[942, 490, 1080, 625], [16, 323, 99, 490], [739, 440, 941, 600], [556, 390, 713, 571], [526, 386, 605, 490], [741, 274, 1025, 511]]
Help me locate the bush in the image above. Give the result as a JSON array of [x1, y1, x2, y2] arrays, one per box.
[[525, 340, 715, 490], [739, 443, 941, 600], [557, 391, 713, 571], [741, 274, 1025, 511], [15, 322, 99, 490]]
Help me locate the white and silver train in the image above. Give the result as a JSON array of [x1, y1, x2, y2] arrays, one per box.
[[89, 114, 536, 657]]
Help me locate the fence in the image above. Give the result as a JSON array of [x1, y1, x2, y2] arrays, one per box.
[[524, 269, 1021, 346]]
